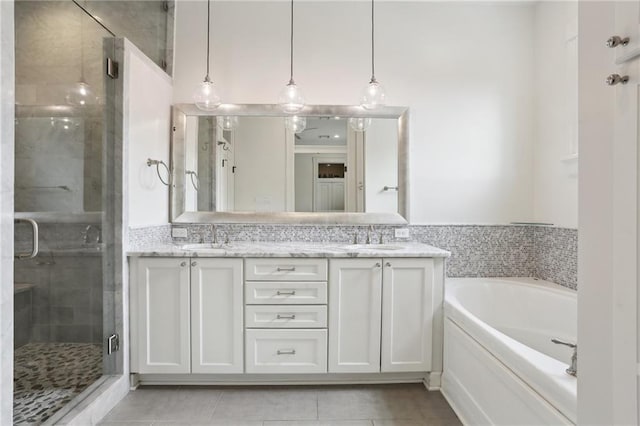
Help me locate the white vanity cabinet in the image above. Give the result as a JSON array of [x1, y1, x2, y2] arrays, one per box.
[[130, 257, 244, 374], [244, 258, 329, 374], [328, 258, 383, 373], [329, 258, 437, 374]]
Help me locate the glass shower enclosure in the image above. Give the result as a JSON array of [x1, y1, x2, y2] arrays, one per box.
[[13, 2, 116, 423]]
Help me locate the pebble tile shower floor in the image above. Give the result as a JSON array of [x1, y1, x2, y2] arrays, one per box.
[[100, 383, 461, 426], [14, 342, 103, 425]]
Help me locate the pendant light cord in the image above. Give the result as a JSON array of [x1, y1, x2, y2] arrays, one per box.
[[370, 0, 376, 83], [205, 0, 211, 82], [289, 0, 295, 85]]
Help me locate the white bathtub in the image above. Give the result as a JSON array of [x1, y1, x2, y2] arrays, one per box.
[[442, 278, 577, 425]]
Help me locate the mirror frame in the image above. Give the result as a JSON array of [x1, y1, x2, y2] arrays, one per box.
[[170, 104, 409, 224]]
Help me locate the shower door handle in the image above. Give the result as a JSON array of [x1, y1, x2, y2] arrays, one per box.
[[14, 218, 39, 259]]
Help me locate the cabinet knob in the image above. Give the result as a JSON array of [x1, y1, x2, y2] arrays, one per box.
[[385, 262, 391, 267], [180, 261, 187, 267], [606, 35, 630, 48], [375, 262, 381, 268], [191, 261, 197, 267]]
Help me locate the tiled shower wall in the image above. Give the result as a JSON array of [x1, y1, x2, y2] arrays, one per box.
[[14, 222, 103, 344], [130, 223, 578, 290]]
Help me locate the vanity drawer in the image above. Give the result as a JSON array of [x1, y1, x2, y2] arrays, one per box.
[[245, 305, 327, 328], [245, 258, 327, 281], [245, 329, 327, 373], [245, 281, 327, 305]]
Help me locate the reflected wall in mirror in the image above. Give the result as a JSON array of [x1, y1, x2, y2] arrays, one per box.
[[171, 104, 409, 224]]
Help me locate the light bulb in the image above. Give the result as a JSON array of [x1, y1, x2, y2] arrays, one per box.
[[278, 81, 305, 114], [193, 78, 221, 111], [65, 81, 96, 106], [217, 116, 239, 131], [285, 115, 306, 133], [349, 117, 372, 132], [360, 79, 386, 110]]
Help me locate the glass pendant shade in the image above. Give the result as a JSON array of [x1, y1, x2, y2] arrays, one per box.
[[194, 79, 221, 112], [349, 117, 372, 132], [218, 115, 239, 131], [279, 82, 305, 114], [360, 79, 386, 110], [285, 115, 306, 133], [66, 81, 96, 106]]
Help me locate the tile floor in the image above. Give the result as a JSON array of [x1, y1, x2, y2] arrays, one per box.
[[100, 384, 461, 426], [13, 342, 103, 425]]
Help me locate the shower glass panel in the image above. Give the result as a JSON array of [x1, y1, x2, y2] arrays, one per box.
[[75, 0, 174, 74], [13, 1, 115, 424]]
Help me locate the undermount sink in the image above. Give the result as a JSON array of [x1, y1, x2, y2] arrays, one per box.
[[180, 243, 227, 253], [343, 244, 404, 251]]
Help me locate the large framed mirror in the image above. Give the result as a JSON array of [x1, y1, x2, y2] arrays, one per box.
[[170, 104, 409, 224]]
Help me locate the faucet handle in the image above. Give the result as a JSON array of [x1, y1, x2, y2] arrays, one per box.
[[551, 338, 576, 348]]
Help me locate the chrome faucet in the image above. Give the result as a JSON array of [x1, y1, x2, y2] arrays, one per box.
[[209, 224, 217, 245], [366, 225, 374, 244], [82, 225, 101, 244], [551, 338, 577, 377]]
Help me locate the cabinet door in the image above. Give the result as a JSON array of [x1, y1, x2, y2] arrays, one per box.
[[191, 258, 243, 373], [381, 258, 434, 372], [329, 258, 382, 372], [134, 257, 190, 374]]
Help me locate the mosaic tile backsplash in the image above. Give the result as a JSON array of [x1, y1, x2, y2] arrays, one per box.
[[129, 223, 577, 290], [533, 227, 578, 290]]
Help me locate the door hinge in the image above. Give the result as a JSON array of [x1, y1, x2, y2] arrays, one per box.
[[162, 1, 169, 12], [107, 333, 120, 354], [106, 58, 119, 79], [232, 166, 236, 173]]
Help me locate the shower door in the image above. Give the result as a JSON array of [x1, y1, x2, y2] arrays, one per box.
[[13, 2, 117, 424]]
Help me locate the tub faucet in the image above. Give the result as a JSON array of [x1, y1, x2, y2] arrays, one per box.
[[551, 338, 577, 377]]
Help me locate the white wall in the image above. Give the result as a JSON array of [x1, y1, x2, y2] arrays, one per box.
[[365, 118, 398, 214], [125, 43, 173, 227], [233, 117, 287, 211], [533, 2, 579, 229], [173, 1, 536, 224]]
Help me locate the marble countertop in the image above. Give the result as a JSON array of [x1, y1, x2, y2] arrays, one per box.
[[128, 241, 450, 258]]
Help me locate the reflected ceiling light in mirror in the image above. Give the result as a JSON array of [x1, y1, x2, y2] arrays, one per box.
[[359, 0, 386, 110], [193, 0, 221, 111], [218, 116, 239, 131], [278, 0, 305, 114], [66, 15, 96, 106], [285, 115, 306, 133], [349, 117, 372, 132]]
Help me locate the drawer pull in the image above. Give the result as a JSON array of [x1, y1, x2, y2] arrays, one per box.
[[277, 349, 296, 355], [276, 290, 296, 296], [276, 314, 296, 320], [277, 266, 296, 272]]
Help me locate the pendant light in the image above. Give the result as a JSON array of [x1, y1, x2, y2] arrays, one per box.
[[66, 13, 96, 106], [193, 0, 221, 111], [360, 0, 386, 110], [349, 117, 372, 132], [278, 0, 305, 114], [218, 116, 238, 131], [285, 115, 306, 133]]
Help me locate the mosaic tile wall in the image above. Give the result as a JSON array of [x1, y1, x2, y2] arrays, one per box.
[[129, 223, 577, 290], [533, 227, 578, 290]]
